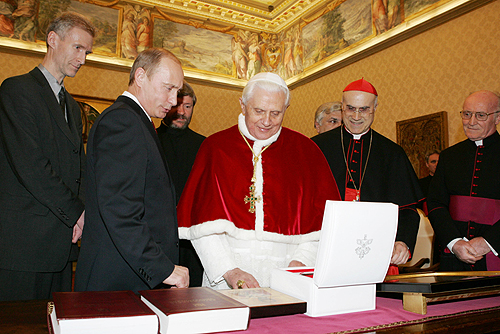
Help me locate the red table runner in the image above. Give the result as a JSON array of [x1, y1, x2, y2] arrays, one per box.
[[223, 296, 500, 334]]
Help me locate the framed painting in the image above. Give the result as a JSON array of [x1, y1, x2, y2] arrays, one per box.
[[73, 94, 114, 144], [396, 111, 448, 178], [152, 15, 234, 78]]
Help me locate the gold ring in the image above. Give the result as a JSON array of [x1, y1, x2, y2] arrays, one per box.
[[237, 280, 245, 289]]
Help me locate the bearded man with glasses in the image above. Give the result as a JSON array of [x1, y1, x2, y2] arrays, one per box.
[[427, 90, 500, 272], [313, 78, 423, 274]]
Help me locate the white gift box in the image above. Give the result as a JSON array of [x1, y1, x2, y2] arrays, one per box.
[[271, 201, 398, 317]]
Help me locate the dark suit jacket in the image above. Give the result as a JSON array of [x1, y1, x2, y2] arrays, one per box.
[[75, 95, 179, 292], [156, 124, 205, 204], [0, 67, 85, 272]]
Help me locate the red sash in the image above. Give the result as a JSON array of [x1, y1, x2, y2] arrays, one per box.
[[449, 195, 500, 270]]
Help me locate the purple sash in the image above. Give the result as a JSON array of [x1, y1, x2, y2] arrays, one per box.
[[449, 195, 500, 270]]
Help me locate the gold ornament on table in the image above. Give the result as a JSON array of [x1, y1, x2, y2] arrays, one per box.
[[239, 129, 272, 213]]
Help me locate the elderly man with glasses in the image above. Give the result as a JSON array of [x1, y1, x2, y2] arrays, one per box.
[[427, 90, 500, 272], [313, 78, 423, 274]]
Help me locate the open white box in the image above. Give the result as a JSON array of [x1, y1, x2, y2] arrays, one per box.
[[271, 201, 398, 317]]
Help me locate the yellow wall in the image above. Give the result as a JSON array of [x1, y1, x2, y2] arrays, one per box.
[[1, 0, 499, 145]]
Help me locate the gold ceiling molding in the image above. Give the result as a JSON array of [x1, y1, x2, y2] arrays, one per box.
[[155, 6, 235, 32], [199, 0, 292, 15]]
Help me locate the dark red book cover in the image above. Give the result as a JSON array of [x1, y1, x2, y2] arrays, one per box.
[[139, 287, 248, 315], [52, 290, 156, 319]]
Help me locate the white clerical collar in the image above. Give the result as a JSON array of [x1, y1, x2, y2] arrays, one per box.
[[122, 91, 151, 122], [345, 126, 370, 140], [475, 140, 483, 146], [238, 113, 281, 146]]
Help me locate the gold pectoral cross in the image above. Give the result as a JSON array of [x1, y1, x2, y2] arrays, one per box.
[[244, 184, 261, 213]]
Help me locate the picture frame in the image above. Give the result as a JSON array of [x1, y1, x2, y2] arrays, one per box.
[[396, 111, 448, 178]]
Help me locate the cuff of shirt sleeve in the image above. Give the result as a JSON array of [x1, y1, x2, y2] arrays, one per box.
[[291, 241, 319, 267], [484, 239, 498, 256], [191, 234, 237, 285], [447, 238, 464, 254]]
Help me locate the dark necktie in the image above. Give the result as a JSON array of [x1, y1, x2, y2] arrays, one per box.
[[58, 87, 66, 120]]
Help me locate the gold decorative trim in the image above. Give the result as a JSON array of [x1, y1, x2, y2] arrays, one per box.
[[47, 301, 54, 315], [139, 0, 329, 32]]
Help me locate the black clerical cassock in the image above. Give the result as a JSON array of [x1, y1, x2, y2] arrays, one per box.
[[313, 125, 423, 254], [427, 131, 500, 271]]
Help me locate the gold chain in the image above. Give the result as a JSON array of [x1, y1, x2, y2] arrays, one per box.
[[239, 128, 272, 213]]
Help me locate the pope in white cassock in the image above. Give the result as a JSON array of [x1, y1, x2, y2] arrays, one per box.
[[177, 72, 341, 289]]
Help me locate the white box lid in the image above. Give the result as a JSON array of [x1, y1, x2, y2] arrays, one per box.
[[313, 201, 398, 288]]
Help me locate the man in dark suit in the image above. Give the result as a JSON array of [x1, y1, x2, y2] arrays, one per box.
[[0, 13, 95, 301], [75, 48, 189, 292], [157, 81, 205, 287]]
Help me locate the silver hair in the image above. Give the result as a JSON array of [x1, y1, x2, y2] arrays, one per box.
[[241, 79, 290, 107], [314, 101, 342, 127]]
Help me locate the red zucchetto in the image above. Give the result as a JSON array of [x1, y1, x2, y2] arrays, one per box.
[[343, 78, 378, 96]]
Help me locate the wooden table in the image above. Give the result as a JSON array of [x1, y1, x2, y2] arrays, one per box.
[[2, 297, 500, 334], [1, 299, 49, 334]]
